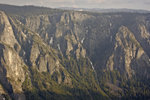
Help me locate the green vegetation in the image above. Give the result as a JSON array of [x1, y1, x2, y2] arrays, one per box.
[[22, 66, 109, 100]]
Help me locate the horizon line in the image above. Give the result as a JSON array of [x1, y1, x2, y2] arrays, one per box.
[[0, 3, 150, 12]]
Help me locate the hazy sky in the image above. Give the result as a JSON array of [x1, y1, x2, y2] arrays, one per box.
[[0, 0, 150, 10]]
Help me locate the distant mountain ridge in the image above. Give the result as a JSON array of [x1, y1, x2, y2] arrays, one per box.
[[0, 4, 150, 15], [0, 4, 63, 15], [59, 7, 150, 13]]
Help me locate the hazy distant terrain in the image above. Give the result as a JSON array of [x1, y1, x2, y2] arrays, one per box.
[[0, 4, 150, 100], [59, 7, 150, 13]]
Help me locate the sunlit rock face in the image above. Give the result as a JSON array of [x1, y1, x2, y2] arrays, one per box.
[[106, 26, 149, 78]]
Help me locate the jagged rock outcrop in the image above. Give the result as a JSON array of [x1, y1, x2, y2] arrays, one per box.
[[106, 26, 150, 78], [0, 11, 26, 100]]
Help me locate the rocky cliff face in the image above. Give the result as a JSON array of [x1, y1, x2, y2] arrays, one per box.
[[106, 26, 150, 77], [0, 5, 150, 100], [0, 11, 26, 100]]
